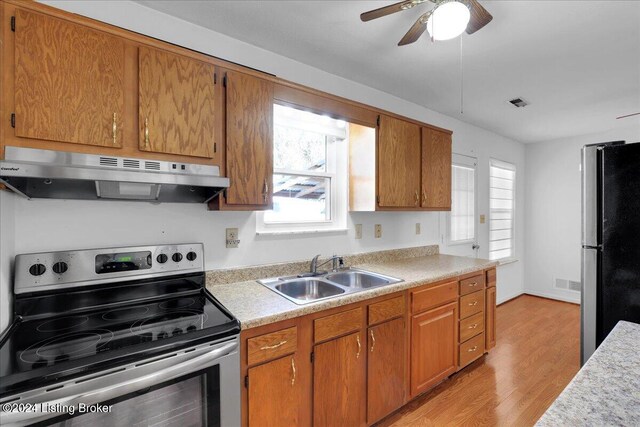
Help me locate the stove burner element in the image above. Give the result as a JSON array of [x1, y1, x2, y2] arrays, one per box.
[[102, 306, 150, 321], [36, 315, 89, 332], [158, 297, 196, 310], [19, 329, 114, 364]]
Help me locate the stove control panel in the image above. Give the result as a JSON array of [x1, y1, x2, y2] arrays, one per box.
[[15, 243, 204, 295]]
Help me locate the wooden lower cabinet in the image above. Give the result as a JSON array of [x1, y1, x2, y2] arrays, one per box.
[[313, 331, 366, 427], [410, 301, 458, 397], [367, 318, 405, 424], [485, 285, 497, 350], [247, 354, 301, 427]]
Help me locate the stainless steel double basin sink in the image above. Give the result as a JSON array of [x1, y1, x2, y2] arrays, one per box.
[[258, 269, 403, 305]]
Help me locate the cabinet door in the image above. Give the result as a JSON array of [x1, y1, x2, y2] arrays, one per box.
[[313, 332, 366, 427], [248, 355, 301, 427], [225, 70, 274, 207], [14, 9, 125, 147], [485, 286, 497, 350], [139, 46, 216, 158], [410, 301, 458, 397], [421, 127, 452, 209], [377, 115, 421, 208], [367, 318, 405, 424]]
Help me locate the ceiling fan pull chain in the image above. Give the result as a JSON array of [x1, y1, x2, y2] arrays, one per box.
[[460, 35, 464, 115]]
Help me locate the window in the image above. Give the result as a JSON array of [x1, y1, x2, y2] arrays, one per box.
[[489, 159, 516, 260], [449, 155, 476, 243], [257, 104, 348, 232]]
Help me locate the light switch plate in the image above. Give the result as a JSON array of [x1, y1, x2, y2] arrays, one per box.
[[355, 224, 362, 240], [480, 214, 486, 224], [415, 223, 421, 235], [374, 224, 382, 239], [226, 228, 240, 248]]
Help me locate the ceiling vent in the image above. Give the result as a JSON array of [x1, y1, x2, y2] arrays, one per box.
[[509, 98, 529, 108]]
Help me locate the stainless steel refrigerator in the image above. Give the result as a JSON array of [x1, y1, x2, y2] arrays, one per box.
[[581, 140, 640, 365]]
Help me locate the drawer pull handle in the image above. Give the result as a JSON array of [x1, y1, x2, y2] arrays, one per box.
[[144, 117, 150, 147], [370, 330, 376, 353], [112, 113, 117, 145], [468, 346, 478, 352], [468, 324, 478, 329], [291, 357, 296, 386], [414, 190, 419, 206], [468, 301, 478, 306], [469, 282, 478, 286], [356, 335, 361, 359], [260, 340, 287, 350]]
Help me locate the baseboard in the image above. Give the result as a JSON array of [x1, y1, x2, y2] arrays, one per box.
[[522, 289, 581, 305], [497, 291, 525, 306]]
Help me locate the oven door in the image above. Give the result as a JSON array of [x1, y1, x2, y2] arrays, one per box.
[[1, 337, 239, 427]]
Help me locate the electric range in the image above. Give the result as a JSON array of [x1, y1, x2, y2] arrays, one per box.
[[0, 244, 240, 427]]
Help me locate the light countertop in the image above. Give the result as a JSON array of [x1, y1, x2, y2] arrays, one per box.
[[208, 254, 496, 330], [536, 320, 640, 426]]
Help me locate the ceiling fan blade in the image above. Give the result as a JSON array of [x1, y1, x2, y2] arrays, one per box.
[[616, 112, 640, 119], [465, 0, 493, 34], [361, 0, 428, 22], [398, 13, 429, 46]]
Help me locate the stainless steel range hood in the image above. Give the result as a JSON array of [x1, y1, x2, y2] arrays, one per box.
[[0, 147, 229, 203]]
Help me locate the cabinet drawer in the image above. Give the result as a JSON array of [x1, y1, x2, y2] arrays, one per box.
[[486, 268, 496, 288], [247, 326, 297, 366], [459, 332, 485, 368], [459, 311, 484, 343], [314, 307, 363, 343], [459, 290, 484, 319], [368, 295, 404, 325], [411, 281, 458, 314], [459, 274, 485, 296]]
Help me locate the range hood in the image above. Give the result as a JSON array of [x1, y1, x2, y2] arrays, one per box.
[[0, 147, 229, 203]]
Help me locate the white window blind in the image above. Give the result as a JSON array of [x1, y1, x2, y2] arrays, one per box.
[[450, 163, 475, 242], [489, 160, 516, 260]]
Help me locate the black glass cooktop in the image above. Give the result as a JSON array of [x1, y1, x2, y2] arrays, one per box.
[[0, 273, 239, 398]]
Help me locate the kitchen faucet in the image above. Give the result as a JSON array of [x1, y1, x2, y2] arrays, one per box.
[[309, 254, 344, 275]]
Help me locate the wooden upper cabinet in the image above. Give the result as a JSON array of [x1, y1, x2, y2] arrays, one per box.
[[313, 332, 366, 427], [421, 127, 452, 210], [224, 70, 274, 207], [377, 115, 422, 208], [14, 9, 125, 148], [248, 355, 301, 427], [138, 46, 216, 158]]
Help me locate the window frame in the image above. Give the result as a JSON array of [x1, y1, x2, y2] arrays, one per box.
[[489, 158, 517, 261], [256, 104, 348, 234], [447, 153, 478, 247]]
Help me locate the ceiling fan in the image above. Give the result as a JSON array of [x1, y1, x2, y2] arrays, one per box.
[[360, 0, 493, 46]]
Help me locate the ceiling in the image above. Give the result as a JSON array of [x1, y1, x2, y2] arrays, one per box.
[[137, 1, 640, 143]]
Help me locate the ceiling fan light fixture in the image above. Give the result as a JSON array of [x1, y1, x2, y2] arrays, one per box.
[[427, 0, 471, 41]]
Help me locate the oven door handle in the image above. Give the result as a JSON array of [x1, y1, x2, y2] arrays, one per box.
[[1, 340, 237, 426]]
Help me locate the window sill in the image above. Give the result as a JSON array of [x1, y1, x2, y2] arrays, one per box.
[[496, 258, 518, 266], [256, 228, 348, 237]]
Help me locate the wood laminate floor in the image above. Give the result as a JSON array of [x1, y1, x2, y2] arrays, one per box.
[[377, 295, 580, 427]]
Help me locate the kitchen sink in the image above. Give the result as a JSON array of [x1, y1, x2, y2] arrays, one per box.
[[324, 270, 400, 289], [274, 278, 345, 303], [259, 268, 403, 305]]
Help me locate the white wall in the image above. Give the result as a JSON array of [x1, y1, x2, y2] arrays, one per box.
[[0, 1, 526, 331], [524, 124, 639, 303]]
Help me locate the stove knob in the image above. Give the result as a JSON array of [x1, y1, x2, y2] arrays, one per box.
[[52, 262, 68, 274], [29, 264, 46, 276], [186, 251, 197, 261], [172, 253, 183, 263], [156, 253, 168, 264]]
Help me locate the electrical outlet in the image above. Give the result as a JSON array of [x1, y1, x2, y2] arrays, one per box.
[[374, 224, 382, 239], [355, 224, 362, 240], [415, 223, 421, 235], [226, 228, 240, 248], [480, 214, 486, 224]]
